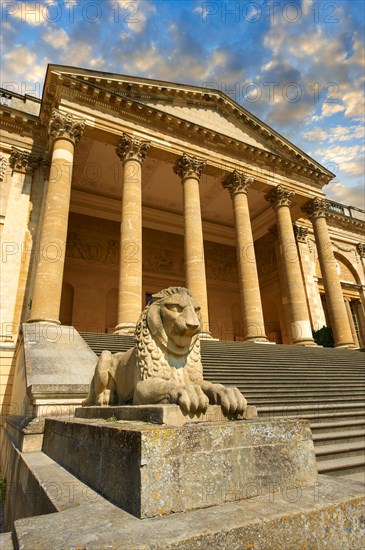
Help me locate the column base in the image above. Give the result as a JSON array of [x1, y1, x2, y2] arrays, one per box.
[[27, 318, 61, 325], [293, 339, 318, 347], [244, 336, 271, 343], [114, 323, 136, 336], [334, 342, 357, 349], [199, 331, 217, 340]]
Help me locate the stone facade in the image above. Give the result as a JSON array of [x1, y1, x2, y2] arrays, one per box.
[[0, 65, 364, 420]]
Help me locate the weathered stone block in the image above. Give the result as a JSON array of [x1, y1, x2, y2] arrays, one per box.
[[42, 417, 317, 518], [75, 403, 257, 426]]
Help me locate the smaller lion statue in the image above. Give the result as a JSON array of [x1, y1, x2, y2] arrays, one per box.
[[83, 287, 247, 415]]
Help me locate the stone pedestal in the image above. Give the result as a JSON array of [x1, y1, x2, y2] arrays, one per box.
[[10, 323, 97, 420], [43, 415, 318, 519]]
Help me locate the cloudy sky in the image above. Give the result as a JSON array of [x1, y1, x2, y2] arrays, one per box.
[[2, 0, 364, 208]]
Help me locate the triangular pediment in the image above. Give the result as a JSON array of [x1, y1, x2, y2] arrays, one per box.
[[137, 99, 276, 153], [43, 65, 334, 177]]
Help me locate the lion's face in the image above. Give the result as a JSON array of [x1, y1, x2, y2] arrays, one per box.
[[147, 289, 202, 356]]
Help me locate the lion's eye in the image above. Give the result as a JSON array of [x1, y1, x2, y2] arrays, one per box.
[[195, 307, 201, 313], [165, 304, 183, 312]]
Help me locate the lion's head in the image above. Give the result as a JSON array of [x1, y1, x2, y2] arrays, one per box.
[[134, 287, 203, 383]]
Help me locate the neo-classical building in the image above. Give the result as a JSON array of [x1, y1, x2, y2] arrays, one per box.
[[1, 65, 364, 419]]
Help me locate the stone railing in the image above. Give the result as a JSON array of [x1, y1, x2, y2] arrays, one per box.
[[0, 87, 41, 116], [327, 201, 365, 221]]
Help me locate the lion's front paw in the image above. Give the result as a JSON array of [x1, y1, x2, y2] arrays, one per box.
[[210, 385, 247, 415], [96, 389, 111, 407], [175, 384, 209, 415]]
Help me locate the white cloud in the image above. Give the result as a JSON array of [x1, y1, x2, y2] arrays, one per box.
[[302, 0, 314, 16], [304, 127, 328, 142], [42, 28, 69, 50], [342, 89, 365, 118], [316, 144, 363, 165], [321, 103, 346, 117], [328, 125, 364, 143], [113, 1, 155, 33], [6, 2, 48, 26]]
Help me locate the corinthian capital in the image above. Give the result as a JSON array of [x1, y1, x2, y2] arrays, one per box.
[[303, 197, 329, 219], [9, 148, 41, 174], [294, 224, 308, 243], [116, 133, 150, 164], [174, 153, 206, 180], [222, 170, 253, 198], [265, 185, 295, 209], [49, 110, 85, 146]]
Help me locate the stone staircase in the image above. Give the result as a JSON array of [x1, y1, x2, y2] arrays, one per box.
[[80, 333, 365, 477]]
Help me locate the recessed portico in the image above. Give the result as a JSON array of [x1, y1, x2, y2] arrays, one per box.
[[5, 65, 358, 350]]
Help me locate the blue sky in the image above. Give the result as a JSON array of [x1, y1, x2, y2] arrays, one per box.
[[2, 0, 364, 207]]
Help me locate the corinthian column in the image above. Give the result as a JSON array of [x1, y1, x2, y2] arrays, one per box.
[[29, 111, 85, 324], [265, 186, 315, 345], [114, 134, 150, 334], [222, 171, 268, 341], [174, 154, 210, 336], [304, 198, 355, 348]]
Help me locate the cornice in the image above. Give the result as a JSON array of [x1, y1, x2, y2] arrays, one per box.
[[326, 211, 365, 235], [0, 105, 46, 141]]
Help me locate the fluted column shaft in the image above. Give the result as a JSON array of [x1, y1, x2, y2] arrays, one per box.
[[115, 134, 150, 334], [304, 198, 355, 348], [223, 171, 268, 341], [174, 154, 210, 335], [29, 111, 85, 324], [266, 186, 315, 345]]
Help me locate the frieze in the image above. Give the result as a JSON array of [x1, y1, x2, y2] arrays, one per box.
[[143, 249, 178, 275], [116, 133, 150, 164], [49, 110, 85, 146], [205, 242, 237, 282], [222, 170, 253, 198], [265, 185, 295, 209], [66, 233, 119, 264], [174, 153, 206, 180]]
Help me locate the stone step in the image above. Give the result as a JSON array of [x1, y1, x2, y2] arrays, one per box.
[[258, 402, 365, 414], [315, 441, 365, 461], [79, 332, 365, 478], [242, 402, 365, 408], [310, 419, 365, 433], [312, 430, 365, 445], [317, 455, 365, 476]]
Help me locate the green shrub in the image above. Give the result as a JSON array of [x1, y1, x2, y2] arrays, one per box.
[[312, 326, 335, 347], [0, 477, 6, 502]]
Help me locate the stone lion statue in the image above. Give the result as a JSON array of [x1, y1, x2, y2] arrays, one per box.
[[83, 287, 247, 415]]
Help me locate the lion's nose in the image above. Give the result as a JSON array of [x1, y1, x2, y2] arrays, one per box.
[[185, 307, 200, 330]]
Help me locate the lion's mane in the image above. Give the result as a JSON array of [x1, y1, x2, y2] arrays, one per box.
[[134, 287, 203, 384]]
